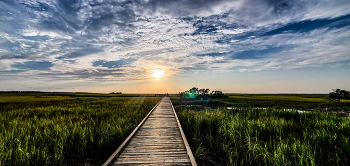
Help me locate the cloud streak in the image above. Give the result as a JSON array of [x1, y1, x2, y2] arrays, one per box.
[[0, 0, 349, 82]]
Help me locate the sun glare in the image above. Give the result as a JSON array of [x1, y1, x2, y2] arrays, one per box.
[[151, 68, 164, 79]]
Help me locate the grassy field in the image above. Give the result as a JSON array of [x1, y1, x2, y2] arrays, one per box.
[[177, 108, 350, 166], [0, 93, 161, 166], [171, 94, 350, 165], [223, 94, 350, 111], [172, 94, 350, 112], [2, 93, 349, 165]]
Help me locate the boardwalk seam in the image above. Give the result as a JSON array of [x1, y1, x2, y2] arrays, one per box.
[[170, 98, 198, 166]]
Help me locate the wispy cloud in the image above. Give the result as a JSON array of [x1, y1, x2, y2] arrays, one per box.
[[0, 0, 349, 82]]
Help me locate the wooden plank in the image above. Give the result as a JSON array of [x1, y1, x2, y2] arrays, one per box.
[[126, 141, 184, 144], [121, 151, 188, 155], [117, 156, 190, 160], [122, 149, 188, 153], [113, 163, 191, 166], [104, 97, 196, 166], [114, 159, 191, 164], [102, 98, 163, 166], [170, 98, 198, 166]]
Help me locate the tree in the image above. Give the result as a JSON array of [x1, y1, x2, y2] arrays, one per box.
[[211, 91, 223, 95], [198, 88, 210, 96], [189, 87, 198, 94], [180, 87, 210, 99], [329, 89, 350, 102]]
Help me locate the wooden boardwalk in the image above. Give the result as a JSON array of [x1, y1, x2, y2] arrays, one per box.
[[103, 97, 196, 166]]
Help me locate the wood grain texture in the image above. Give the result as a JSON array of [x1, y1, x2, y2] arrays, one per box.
[[106, 97, 196, 166]]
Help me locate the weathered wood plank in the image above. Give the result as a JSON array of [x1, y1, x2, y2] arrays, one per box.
[[104, 97, 196, 166], [122, 149, 188, 153], [113, 163, 191, 166], [120, 151, 188, 155], [117, 155, 190, 159], [114, 159, 191, 164]]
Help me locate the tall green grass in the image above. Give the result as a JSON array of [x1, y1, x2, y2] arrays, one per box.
[[177, 108, 350, 166], [0, 94, 161, 165], [220, 94, 350, 111]]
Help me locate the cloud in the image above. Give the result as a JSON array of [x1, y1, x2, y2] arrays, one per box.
[[233, 28, 350, 71], [39, 69, 125, 79], [141, 0, 236, 17], [232, 45, 297, 59], [57, 48, 102, 59], [0, 0, 350, 81], [92, 58, 136, 69], [11, 61, 53, 71], [263, 14, 350, 36]]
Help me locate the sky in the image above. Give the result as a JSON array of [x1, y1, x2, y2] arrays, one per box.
[[0, 0, 349, 94]]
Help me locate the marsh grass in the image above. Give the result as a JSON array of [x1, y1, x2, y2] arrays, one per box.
[[221, 94, 350, 111], [0, 93, 161, 165], [177, 108, 350, 166]]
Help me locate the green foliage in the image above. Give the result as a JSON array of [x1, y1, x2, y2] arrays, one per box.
[[220, 94, 350, 111], [329, 89, 350, 102], [210, 91, 228, 98], [180, 87, 200, 99], [0, 94, 161, 166], [179, 87, 227, 100], [177, 108, 350, 166]]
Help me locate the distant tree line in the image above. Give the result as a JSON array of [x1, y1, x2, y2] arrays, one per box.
[[329, 89, 350, 102], [179, 87, 228, 100], [110, 92, 122, 94], [0, 91, 97, 94], [0, 91, 44, 93]]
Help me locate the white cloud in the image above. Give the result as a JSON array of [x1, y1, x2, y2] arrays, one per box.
[[217, 29, 246, 35], [302, 0, 350, 20], [22, 29, 72, 39], [1, 0, 350, 82], [231, 28, 350, 72]]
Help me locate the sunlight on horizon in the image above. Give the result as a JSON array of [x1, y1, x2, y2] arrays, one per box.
[[151, 67, 164, 79]]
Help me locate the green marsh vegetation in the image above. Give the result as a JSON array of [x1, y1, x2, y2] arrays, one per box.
[[0, 93, 161, 165], [172, 94, 350, 165], [221, 94, 350, 112]]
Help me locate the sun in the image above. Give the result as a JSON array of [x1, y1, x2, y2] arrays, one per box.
[[151, 68, 164, 78]]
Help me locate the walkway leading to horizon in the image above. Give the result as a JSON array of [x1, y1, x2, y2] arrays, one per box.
[[103, 97, 197, 166]]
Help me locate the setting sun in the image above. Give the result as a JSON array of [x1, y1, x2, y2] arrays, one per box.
[[151, 68, 164, 78]]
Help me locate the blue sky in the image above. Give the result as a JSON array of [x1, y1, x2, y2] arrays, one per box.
[[0, 0, 349, 93]]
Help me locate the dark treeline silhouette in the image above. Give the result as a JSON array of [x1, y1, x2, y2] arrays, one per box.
[[0, 91, 45, 93], [179, 87, 228, 100], [0, 91, 97, 94], [110, 92, 122, 94], [329, 89, 350, 102]]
